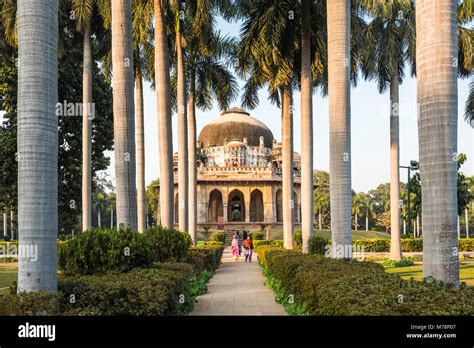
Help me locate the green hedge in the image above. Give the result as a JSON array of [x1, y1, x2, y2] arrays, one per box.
[[187, 244, 224, 273], [259, 248, 474, 315], [58, 227, 191, 275], [0, 263, 195, 316], [253, 239, 284, 248], [210, 232, 226, 244]]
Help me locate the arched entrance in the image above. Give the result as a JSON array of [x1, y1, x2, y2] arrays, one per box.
[[174, 193, 179, 224], [208, 189, 223, 222], [250, 189, 264, 222], [228, 189, 245, 222], [276, 189, 283, 222]]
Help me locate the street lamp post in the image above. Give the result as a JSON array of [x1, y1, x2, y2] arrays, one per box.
[[400, 160, 419, 236]]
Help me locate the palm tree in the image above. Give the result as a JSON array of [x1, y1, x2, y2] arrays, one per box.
[[417, 0, 459, 286], [236, 0, 299, 250], [180, 31, 237, 244], [361, 0, 415, 261], [17, 0, 58, 292], [112, 0, 137, 230], [300, 0, 313, 253], [69, 0, 95, 232], [466, 81, 474, 125], [359, 193, 376, 231], [154, 0, 174, 228], [174, 0, 188, 232], [327, 0, 352, 258], [133, 0, 154, 232], [352, 194, 364, 231]]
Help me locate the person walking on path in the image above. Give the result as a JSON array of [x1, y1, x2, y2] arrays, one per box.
[[231, 235, 240, 261], [236, 231, 242, 255], [243, 236, 254, 262]]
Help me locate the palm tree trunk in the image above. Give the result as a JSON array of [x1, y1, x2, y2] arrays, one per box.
[[177, 31, 188, 232], [135, 69, 146, 232], [112, 0, 137, 230], [82, 22, 92, 232], [282, 85, 294, 250], [327, 0, 352, 259], [466, 208, 469, 238], [154, 0, 174, 228], [17, 0, 58, 292], [98, 209, 101, 227], [389, 70, 402, 260], [3, 211, 7, 237], [366, 213, 369, 231], [418, 0, 459, 286], [111, 208, 114, 228], [300, 0, 313, 254], [188, 87, 198, 245], [354, 211, 358, 231]]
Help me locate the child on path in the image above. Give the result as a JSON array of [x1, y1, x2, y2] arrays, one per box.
[[231, 235, 240, 261], [243, 236, 254, 262]]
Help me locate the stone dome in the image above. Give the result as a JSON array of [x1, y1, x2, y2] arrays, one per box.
[[198, 107, 274, 148]]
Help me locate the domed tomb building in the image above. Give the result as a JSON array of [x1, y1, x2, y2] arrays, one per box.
[[173, 107, 301, 230]]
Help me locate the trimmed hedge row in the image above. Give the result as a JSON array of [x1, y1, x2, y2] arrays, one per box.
[[257, 245, 474, 315], [253, 240, 284, 248], [58, 227, 191, 275], [187, 244, 224, 274], [306, 237, 474, 253], [0, 263, 195, 316]]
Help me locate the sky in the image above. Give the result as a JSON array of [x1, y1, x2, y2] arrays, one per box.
[[103, 17, 473, 194]]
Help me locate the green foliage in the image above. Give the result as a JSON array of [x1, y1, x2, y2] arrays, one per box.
[[382, 258, 414, 267], [253, 239, 284, 249], [259, 223, 269, 231], [0, 292, 60, 316], [308, 236, 328, 255], [188, 244, 224, 273], [259, 249, 474, 315], [210, 232, 226, 244], [145, 179, 160, 225], [313, 171, 330, 229], [58, 227, 192, 275], [144, 226, 192, 263], [459, 238, 474, 252], [190, 270, 214, 298], [58, 228, 154, 275], [293, 231, 302, 246], [252, 232, 265, 240]]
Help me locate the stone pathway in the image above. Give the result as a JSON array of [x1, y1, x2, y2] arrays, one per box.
[[190, 247, 286, 315]]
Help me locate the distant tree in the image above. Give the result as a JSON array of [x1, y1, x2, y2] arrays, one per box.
[[146, 179, 160, 226], [313, 171, 330, 229], [377, 211, 391, 234]]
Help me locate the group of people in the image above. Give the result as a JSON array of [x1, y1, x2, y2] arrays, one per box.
[[231, 230, 254, 262]]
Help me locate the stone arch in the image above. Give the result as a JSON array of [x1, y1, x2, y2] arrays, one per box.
[[250, 189, 264, 222], [276, 188, 283, 222], [228, 189, 245, 222], [208, 189, 223, 223], [174, 192, 179, 224]]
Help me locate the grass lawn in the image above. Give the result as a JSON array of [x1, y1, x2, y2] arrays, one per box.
[[0, 262, 18, 294], [316, 229, 390, 240], [385, 262, 474, 287]]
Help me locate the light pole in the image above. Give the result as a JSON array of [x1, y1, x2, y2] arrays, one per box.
[[400, 160, 419, 236]]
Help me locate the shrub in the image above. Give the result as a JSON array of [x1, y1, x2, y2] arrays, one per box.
[[294, 231, 302, 246], [259, 250, 474, 315], [59, 263, 194, 315], [58, 228, 154, 275], [252, 232, 265, 240], [459, 238, 474, 251], [254, 245, 286, 268], [382, 258, 415, 267], [308, 236, 328, 255], [145, 226, 192, 263], [0, 292, 60, 316], [188, 244, 224, 272], [210, 232, 226, 244]]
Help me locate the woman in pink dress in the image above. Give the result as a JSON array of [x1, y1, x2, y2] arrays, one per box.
[[231, 235, 240, 261]]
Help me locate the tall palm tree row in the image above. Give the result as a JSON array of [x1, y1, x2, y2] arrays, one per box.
[[154, 0, 174, 228], [17, 0, 58, 292], [111, 0, 137, 230], [361, 0, 415, 261], [416, 0, 459, 286], [327, 0, 352, 259]]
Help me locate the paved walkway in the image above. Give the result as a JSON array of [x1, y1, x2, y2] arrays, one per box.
[[190, 247, 286, 315]]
